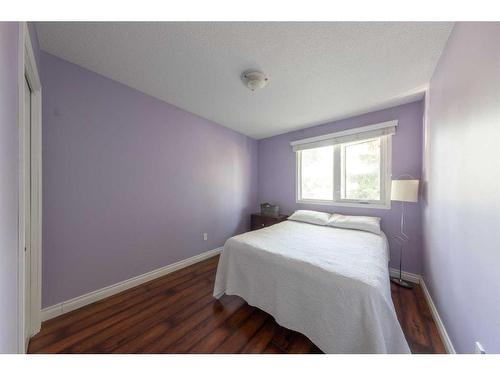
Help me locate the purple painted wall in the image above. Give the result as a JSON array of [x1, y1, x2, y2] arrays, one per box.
[[423, 22, 500, 353], [0, 22, 20, 353], [258, 101, 424, 274], [41, 52, 258, 307]]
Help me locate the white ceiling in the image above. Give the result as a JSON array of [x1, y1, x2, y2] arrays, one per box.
[[35, 22, 453, 139]]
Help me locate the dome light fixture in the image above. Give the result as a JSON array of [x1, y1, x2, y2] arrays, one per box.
[[242, 70, 269, 91]]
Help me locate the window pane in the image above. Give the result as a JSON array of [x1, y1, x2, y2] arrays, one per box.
[[342, 138, 381, 200], [300, 146, 333, 200]]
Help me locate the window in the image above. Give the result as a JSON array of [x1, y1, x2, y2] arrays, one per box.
[[299, 146, 334, 200], [341, 138, 381, 201], [294, 122, 395, 209]]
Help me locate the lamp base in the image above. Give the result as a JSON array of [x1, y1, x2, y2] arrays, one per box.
[[390, 277, 414, 289]]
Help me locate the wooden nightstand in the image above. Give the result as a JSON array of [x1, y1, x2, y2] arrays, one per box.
[[250, 213, 288, 231]]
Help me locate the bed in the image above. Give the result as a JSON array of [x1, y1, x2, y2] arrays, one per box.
[[213, 219, 410, 354]]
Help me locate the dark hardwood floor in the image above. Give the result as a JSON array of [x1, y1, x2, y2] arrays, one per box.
[[28, 255, 446, 354]]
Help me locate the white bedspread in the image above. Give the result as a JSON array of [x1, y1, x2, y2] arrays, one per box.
[[213, 220, 410, 354]]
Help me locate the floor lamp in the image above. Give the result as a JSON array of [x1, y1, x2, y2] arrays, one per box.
[[390, 179, 419, 289]]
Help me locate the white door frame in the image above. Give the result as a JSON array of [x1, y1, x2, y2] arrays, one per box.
[[17, 22, 42, 353]]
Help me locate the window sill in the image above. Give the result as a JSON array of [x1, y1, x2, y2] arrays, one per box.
[[296, 199, 391, 210]]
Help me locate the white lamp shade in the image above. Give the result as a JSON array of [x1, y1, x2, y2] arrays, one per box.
[[391, 179, 419, 202]]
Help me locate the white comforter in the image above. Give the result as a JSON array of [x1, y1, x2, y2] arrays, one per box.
[[213, 220, 410, 354]]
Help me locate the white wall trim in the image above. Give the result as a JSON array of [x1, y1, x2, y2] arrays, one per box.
[[41, 247, 223, 322], [41, 250, 456, 354], [17, 22, 42, 354], [389, 268, 421, 284], [389, 268, 456, 354], [290, 120, 398, 147], [419, 278, 456, 354], [295, 134, 393, 210]]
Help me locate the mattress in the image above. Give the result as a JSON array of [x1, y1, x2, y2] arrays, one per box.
[[213, 220, 410, 353]]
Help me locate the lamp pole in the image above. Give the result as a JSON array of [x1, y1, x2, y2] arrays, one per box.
[[391, 201, 413, 288], [390, 177, 419, 289]]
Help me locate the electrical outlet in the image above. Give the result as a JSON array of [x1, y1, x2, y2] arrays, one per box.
[[203, 233, 208, 241], [475, 341, 486, 354]]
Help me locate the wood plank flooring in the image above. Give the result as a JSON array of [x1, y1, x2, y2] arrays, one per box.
[[28, 255, 446, 354]]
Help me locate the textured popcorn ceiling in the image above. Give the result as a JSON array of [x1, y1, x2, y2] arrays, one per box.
[[36, 22, 453, 139]]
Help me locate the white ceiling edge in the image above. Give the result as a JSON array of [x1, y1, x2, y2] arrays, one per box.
[[39, 46, 427, 140], [35, 22, 453, 140], [257, 91, 427, 139], [39, 48, 263, 137]]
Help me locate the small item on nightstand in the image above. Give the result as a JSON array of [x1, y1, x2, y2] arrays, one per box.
[[260, 202, 280, 217]]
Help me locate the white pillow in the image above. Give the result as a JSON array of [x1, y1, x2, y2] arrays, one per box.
[[287, 210, 331, 226], [327, 213, 381, 235]]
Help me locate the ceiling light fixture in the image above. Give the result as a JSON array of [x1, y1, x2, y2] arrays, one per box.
[[242, 71, 269, 91]]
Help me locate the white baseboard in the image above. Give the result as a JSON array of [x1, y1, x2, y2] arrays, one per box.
[[419, 278, 456, 354], [41, 247, 223, 321], [389, 267, 421, 284], [389, 267, 455, 353], [41, 249, 455, 354]]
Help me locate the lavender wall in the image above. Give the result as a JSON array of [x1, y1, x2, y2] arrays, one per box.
[[41, 52, 258, 307], [423, 22, 500, 353], [258, 101, 424, 274], [0, 22, 20, 353]]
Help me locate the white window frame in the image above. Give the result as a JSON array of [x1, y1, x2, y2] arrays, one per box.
[[294, 122, 394, 210]]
